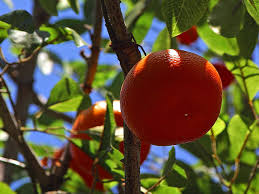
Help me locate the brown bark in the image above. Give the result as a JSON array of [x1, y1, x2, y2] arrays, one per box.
[[100, 0, 142, 193], [1, 0, 50, 185]]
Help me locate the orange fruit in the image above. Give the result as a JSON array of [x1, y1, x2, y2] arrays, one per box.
[[120, 49, 222, 146], [69, 100, 150, 190], [52, 147, 107, 191], [176, 26, 198, 45], [213, 63, 235, 89]]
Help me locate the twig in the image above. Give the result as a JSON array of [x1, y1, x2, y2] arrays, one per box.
[[244, 156, 259, 194], [0, 156, 26, 168], [0, 76, 18, 119], [210, 128, 227, 177], [0, 93, 49, 189], [145, 175, 166, 194], [21, 127, 73, 142], [228, 59, 259, 189], [196, 142, 229, 187], [81, 0, 103, 94]]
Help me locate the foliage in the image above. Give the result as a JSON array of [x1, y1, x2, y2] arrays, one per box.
[[0, 0, 258, 193]]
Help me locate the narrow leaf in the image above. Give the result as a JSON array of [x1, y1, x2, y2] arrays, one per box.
[[162, 146, 175, 176], [68, 0, 80, 14]]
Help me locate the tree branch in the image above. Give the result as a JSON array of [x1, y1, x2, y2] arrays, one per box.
[[0, 93, 49, 187], [81, 0, 103, 94], [100, 0, 142, 193]]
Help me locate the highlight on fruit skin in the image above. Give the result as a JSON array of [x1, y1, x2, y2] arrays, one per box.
[[176, 26, 198, 45], [120, 49, 223, 146], [213, 63, 235, 89]]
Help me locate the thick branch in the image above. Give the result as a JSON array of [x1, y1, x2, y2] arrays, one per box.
[[0, 93, 49, 185], [100, 0, 142, 193]]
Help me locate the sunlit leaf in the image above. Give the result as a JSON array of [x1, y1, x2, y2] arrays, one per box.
[[243, 0, 259, 24], [197, 22, 239, 56], [0, 182, 16, 194], [162, 0, 208, 37], [227, 114, 249, 159], [206, 117, 226, 136]]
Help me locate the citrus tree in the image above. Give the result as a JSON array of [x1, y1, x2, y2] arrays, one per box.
[[0, 0, 258, 193]]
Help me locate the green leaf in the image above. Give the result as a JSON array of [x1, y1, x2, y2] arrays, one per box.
[[93, 65, 118, 89], [0, 182, 16, 194], [0, 10, 35, 33], [76, 95, 92, 112], [208, 0, 245, 37], [162, 164, 188, 188], [40, 25, 86, 47], [28, 142, 55, 157], [38, 0, 58, 16], [0, 21, 11, 29], [162, 146, 175, 176], [125, 0, 154, 43], [54, 18, 88, 34], [162, 0, 208, 37], [65, 27, 87, 47], [152, 27, 171, 52], [237, 12, 259, 58], [61, 169, 92, 193], [225, 58, 259, 100], [15, 183, 34, 194], [34, 111, 64, 128], [99, 93, 116, 150], [106, 71, 124, 99], [227, 114, 249, 159], [246, 120, 259, 149], [197, 22, 239, 56], [206, 117, 226, 136], [243, 0, 259, 24], [83, 0, 95, 25], [46, 77, 91, 112], [151, 186, 181, 194], [47, 77, 82, 106], [180, 135, 212, 167], [68, 0, 80, 14], [233, 84, 255, 125]]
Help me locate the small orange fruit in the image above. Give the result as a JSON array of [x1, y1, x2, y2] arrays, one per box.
[[176, 26, 198, 45], [120, 49, 222, 146], [69, 100, 150, 190]]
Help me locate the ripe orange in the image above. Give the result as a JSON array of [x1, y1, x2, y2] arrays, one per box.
[[120, 49, 222, 146], [53, 147, 107, 191], [69, 100, 150, 190], [213, 63, 235, 89], [176, 26, 198, 45]]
